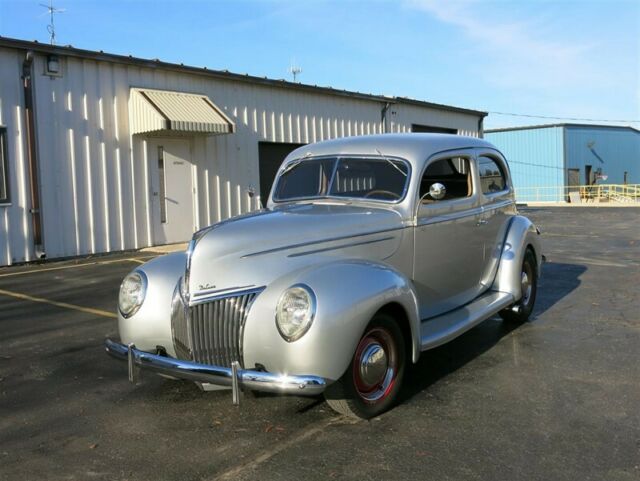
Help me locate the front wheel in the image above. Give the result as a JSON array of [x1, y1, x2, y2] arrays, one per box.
[[324, 312, 406, 419], [500, 248, 538, 323]]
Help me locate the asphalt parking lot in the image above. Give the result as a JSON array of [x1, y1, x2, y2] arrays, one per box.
[[1, 206, 639, 481]]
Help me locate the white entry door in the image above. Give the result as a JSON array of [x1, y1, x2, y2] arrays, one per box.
[[149, 139, 195, 244]]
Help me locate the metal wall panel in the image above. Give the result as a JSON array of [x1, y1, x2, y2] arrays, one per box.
[[1, 49, 482, 265], [565, 126, 640, 184], [486, 127, 565, 202], [0, 48, 33, 265], [390, 103, 481, 137]]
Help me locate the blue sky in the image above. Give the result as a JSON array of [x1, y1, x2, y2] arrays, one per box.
[[1, 0, 638, 129]]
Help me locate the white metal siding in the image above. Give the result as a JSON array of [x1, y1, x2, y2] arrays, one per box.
[[391, 103, 481, 137], [1, 49, 482, 265], [0, 48, 33, 265]]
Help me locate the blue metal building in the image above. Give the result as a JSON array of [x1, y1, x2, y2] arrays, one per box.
[[486, 124, 640, 202]]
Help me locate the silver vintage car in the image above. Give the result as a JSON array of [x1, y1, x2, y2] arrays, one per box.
[[106, 133, 542, 418]]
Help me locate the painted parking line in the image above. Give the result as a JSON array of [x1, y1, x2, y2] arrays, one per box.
[[0, 288, 117, 319], [0, 256, 156, 278], [212, 416, 359, 481], [128, 258, 147, 264]]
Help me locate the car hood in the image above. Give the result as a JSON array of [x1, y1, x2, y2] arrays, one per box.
[[187, 202, 406, 296]]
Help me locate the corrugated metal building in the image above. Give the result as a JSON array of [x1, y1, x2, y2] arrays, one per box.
[[0, 37, 486, 266], [486, 124, 640, 202]]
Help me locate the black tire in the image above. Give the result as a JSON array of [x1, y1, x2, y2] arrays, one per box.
[[500, 248, 537, 323], [324, 312, 406, 419]]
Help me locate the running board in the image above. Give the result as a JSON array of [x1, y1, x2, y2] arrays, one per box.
[[420, 291, 514, 351]]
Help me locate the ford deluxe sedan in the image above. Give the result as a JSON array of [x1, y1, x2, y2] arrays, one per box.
[[105, 133, 543, 419]]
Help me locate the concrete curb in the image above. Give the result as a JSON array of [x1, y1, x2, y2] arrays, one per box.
[[140, 242, 189, 254]]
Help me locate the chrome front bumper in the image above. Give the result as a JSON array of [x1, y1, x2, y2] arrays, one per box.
[[104, 339, 327, 404]]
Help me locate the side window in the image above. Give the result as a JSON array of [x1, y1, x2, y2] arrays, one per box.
[[0, 127, 9, 204], [478, 156, 507, 194], [419, 157, 472, 203]]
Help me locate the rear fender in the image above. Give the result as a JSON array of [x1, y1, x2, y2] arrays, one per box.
[[492, 215, 542, 299]]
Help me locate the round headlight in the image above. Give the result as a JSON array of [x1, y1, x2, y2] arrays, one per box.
[[276, 285, 316, 342], [118, 271, 148, 318]]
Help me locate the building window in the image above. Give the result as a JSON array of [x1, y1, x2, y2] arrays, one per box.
[[157, 146, 167, 223], [0, 127, 9, 204]]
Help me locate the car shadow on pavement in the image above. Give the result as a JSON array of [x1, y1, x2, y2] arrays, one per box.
[[398, 261, 586, 404], [534, 261, 587, 316]]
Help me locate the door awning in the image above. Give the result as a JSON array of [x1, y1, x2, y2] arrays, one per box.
[[130, 88, 235, 136]]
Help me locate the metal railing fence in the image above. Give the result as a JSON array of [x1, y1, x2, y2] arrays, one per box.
[[514, 184, 640, 203]]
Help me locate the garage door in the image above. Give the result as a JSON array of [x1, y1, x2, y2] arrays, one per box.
[[258, 142, 305, 206], [412, 124, 458, 134]]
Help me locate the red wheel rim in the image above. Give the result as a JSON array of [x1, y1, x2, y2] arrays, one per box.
[[352, 327, 398, 403]]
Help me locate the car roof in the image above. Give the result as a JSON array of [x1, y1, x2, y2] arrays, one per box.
[[286, 133, 497, 168]]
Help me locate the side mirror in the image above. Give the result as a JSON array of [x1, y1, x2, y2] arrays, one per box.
[[429, 183, 446, 201]]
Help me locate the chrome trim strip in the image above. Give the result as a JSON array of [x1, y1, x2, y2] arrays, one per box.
[[287, 236, 395, 258], [192, 284, 257, 299], [188, 286, 265, 307], [242, 226, 407, 258], [416, 206, 483, 227], [482, 198, 514, 212], [105, 339, 327, 396]]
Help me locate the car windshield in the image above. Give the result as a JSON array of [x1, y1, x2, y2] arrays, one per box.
[[273, 156, 410, 202]]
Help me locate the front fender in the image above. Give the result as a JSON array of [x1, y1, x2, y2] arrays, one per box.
[[492, 215, 543, 298], [117, 252, 186, 356], [242, 259, 420, 382]]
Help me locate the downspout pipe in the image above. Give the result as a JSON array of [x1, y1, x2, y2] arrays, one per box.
[[477, 114, 486, 138], [381, 101, 394, 134], [22, 50, 45, 258]]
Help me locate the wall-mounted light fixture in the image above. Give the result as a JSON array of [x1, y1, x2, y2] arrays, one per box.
[[45, 54, 61, 76]]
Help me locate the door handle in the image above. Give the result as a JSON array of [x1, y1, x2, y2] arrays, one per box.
[[476, 219, 488, 226]]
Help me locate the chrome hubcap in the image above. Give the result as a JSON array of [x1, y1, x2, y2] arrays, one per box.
[[521, 270, 532, 305], [359, 343, 388, 387], [353, 328, 398, 403]]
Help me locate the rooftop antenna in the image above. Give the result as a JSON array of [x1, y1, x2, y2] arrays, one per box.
[[288, 59, 302, 82], [40, 0, 65, 45]]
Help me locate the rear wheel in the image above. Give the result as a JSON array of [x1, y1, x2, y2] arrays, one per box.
[[324, 312, 406, 419], [500, 248, 537, 323]]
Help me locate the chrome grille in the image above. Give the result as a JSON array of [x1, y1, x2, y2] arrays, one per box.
[[170, 283, 191, 360], [171, 287, 262, 368]]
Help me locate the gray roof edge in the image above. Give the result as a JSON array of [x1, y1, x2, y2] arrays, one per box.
[[486, 122, 640, 134], [0, 36, 486, 118]]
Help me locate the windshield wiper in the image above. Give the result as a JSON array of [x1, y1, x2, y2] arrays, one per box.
[[280, 152, 313, 176], [280, 159, 302, 176], [376, 148, 407, 177]]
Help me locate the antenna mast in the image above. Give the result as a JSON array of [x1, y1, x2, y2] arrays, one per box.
[[40, 1, 65, 45], [288, 60, 302, 82]]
